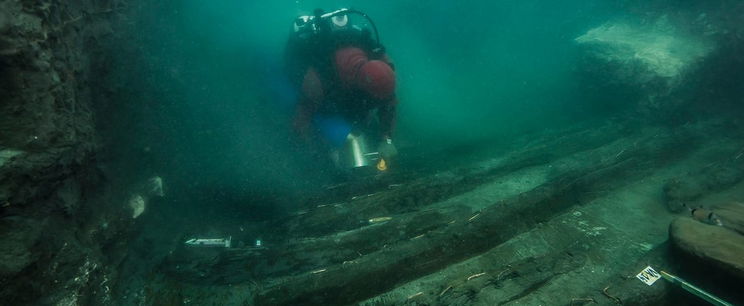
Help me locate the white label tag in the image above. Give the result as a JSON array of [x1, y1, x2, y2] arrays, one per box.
[[636, 266, 661, 286]]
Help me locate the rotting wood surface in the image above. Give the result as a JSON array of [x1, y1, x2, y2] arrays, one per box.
[[252, 126, 698, 305]]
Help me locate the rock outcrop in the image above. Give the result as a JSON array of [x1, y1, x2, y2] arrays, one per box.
[[0, 1, 129, 304], [575, 16, 714, 115]]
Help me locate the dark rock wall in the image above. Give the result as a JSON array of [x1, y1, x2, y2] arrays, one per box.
[[0, 1, 128, 305]]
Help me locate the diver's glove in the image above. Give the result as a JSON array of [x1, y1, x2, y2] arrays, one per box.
[[377, 137, 398, 160]]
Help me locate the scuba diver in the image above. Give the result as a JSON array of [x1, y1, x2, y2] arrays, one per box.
[[285, 8, 398, 173]]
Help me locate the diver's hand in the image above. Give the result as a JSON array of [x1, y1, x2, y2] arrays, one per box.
[[378, 137, 398, 160]]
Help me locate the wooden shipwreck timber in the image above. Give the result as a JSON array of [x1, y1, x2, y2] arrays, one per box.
[[160, 121, 744, 305]]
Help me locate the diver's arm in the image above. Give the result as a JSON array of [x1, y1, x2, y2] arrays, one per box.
[[293, 99, 315, 141], [293, 67, 324, 141]]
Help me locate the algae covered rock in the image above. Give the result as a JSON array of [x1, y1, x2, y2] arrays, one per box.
[[575, 16, 714, 115], [575, 16, 713, 86]]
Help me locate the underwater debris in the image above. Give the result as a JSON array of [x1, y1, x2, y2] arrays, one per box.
[[690, 208, 723, 226], [352, 192, 380, 200], [148, 176, 164, 197], [368, 216, 392, 223], [439, 285, 453, 297], [495, 266, 513, 281], [127, 176, 165, 219], [570, 297, 597, 305], [466, 272, 486, 281], [601, 286, 622, 304], [128, 195, 145, 219], [184, 236, 231, 248]]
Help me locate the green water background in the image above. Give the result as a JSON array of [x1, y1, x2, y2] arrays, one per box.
[[102, 0, 633, 216]]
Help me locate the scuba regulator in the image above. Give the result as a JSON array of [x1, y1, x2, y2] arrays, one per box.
[[292, 8, 383, 54]]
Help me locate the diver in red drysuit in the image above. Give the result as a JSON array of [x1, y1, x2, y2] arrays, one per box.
[[285, 9, 398, 162]]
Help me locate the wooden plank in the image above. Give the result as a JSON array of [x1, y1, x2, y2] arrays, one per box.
[[254, 128, 694, 305]]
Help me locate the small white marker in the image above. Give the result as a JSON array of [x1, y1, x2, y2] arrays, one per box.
[[636, 266, 661, 286]]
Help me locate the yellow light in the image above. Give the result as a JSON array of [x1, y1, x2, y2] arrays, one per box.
[[377, 158, 387, 171]]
